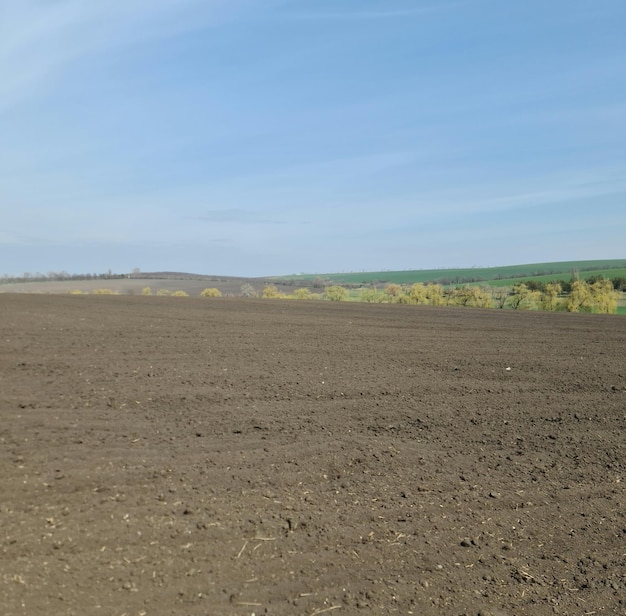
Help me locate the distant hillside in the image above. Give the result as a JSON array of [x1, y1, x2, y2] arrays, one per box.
[[276, 259, 626, 287], [0, 274, 306, 297], [128, 271, 248, 281]]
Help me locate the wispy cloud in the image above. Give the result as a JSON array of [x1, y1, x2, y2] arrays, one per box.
[[1, 0, 623, 276], [278, 1, 478, 21], [0, 0, 248, 109], [186, 209, 284, 224], [397, 163, 626, 219]]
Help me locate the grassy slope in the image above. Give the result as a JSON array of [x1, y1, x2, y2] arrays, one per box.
[[279, 260, 626, 286], [486, 267, 626, 287]]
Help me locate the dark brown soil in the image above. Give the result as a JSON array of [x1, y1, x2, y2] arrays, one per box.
[[1, 295, 624, 615]]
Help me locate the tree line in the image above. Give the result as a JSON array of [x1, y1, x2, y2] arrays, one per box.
[[257, 279, 621, 314], [1, 270, 125, 284]]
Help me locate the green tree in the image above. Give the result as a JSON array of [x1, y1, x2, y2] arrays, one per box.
[[612, 277, 626, 292], [567, 278, 618, 313], [567, 280, 592, 312], [509, 283, 539, 310], [590, 279, 618, 313], [408, 283, 428, 304], [425, 284, 445, 306], [540, 282, 562, 311]]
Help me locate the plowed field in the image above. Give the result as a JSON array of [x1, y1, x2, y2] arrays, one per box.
[[1, 294, 624, 615]]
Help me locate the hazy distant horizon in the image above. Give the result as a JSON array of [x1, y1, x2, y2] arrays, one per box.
[[4, 257, 625, 281]]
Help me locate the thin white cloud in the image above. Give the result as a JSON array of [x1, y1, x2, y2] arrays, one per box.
[[279, 1, 479, 21], [398, 164, 626, 218], [0, 230, 21, 244], [0, 0, 249, 109], [186, 209, 284, 225]]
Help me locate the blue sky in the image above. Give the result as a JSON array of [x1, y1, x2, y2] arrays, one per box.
[[1, 0, 625, 277]]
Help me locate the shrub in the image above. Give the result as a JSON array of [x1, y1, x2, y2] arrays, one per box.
[[200, 288, 222, 298], [142, 287, 152, 296], [262, 284, 285, 299], [491, 287, 510, 309], [361, 287, 386, 303], [324, 285, 348, 302], [448, 286, 494, 308], [172, 290, 189, 297], [93, 288, 119, 295], [240, 283, 257, 297], [68, 290, 87, 295], [291, 287, 313, 300], [384, 283, 403, 297], [156, 288, 172, 296]]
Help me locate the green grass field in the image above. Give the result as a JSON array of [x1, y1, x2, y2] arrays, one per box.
[[484, 268, 626, 287], [279, 260, 626, 287]]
